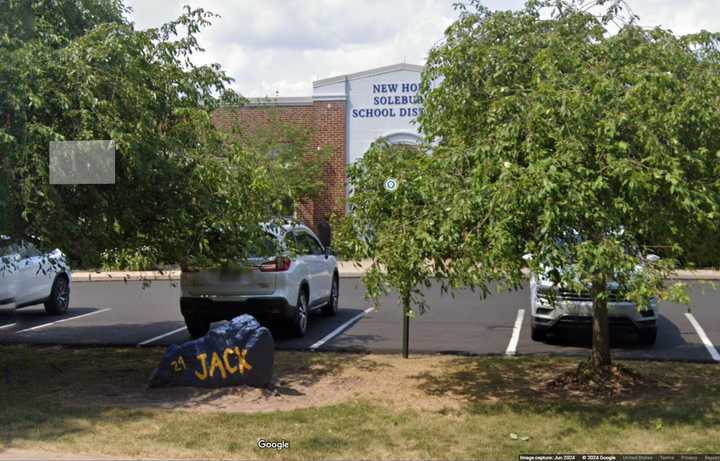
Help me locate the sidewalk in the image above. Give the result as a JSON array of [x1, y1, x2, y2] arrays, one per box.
[[670, 269, 720, 280], [71, 260, 373, 282], [0, 448, 115, 460]]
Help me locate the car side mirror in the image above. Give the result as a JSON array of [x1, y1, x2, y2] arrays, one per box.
[[646, 254, 660, 262], [318, 222, 332, 249]]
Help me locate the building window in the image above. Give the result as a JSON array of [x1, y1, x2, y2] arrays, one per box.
[[383, 131, 422, 146]]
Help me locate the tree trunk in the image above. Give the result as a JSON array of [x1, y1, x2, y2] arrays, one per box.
[[590, 277, 612, 370], [402, 294, 410, 359]]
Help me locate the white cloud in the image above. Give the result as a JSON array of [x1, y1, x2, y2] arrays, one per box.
[[628, 1, 719, 35], [126, 0, 457, 96], [124, 0, 720, 97]]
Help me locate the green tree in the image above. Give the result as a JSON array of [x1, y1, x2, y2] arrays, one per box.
[[334, 140, 463, 357], [417, 0, 720, 370], [0, 1, 326, 270], [0, 0, 128, 44], [338, 0, 720, 370]]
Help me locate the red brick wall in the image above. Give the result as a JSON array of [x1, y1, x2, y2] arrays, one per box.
[[212, 101, 346, 232], [311, 100, 346, 227]]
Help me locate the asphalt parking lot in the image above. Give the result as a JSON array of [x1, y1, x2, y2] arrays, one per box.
[[0, 279, 718, 363]]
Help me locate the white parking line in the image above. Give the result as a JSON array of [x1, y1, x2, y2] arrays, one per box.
[[15, 308, 112, 334], [0, 322, 16, 330], [310, 307, 375, 351], [505, 309, 525, 356], [685, 312, 720, 362], [137, 326, 188, 347]]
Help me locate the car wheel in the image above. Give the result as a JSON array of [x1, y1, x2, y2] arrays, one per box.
[[44, 276, 70, 315], [531, 324, 546, 342], [322, 274, 339, 316], [292, 288, 309, 337], [638, 328, 657, 346], [185, 315, 210, 339]]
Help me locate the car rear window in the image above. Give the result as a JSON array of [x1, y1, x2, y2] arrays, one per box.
[[247, 232, 282, 258]]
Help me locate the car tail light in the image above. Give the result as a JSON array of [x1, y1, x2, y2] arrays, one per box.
[[259, 256, 291, 272]]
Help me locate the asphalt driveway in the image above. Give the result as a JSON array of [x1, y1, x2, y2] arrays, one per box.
[[0, 279, 718, 363]]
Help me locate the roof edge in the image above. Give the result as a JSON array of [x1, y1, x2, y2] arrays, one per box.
[[243, 96, 314, 107], [313, 63, 424, 88]]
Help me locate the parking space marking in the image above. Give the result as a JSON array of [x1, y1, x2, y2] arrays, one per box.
[[15, 308, 112, 334], [310, 307, 375, 351], [505, 309, 525, 356], [137, 326, 187, 347], [685, 312, 720, 362], [0, 322, 16, 330]]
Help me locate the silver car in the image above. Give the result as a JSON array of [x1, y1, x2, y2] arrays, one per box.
[[528, 267, 658, 345], [180, 223, 339, 338], [0, 236, 72, 315]]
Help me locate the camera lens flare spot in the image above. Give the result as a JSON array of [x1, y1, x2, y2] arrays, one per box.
[[384, 178, 398, 192]]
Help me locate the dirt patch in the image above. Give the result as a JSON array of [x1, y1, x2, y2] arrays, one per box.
[[8, 345, 717, 418], [60, 352, 463, 413], [411, 355, 719, 410], [544, 360, 651, 399]]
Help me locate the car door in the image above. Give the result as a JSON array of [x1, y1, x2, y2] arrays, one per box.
[[13, 242, 41, 305], [298, 232, 331, 305], [30, 243, 57, 300], [295, 231, 320, 306], [291, 232, 317, 304], [14, 242, 54, 305], [0, 242, 21, 304]]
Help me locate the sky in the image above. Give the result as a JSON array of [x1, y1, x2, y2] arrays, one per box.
[[125, 0, 720, 98]]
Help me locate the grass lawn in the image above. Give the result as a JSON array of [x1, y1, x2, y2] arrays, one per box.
[[0, 345, 719, 460]]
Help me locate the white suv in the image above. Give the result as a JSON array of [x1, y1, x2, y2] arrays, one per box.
[[528, 266, 658, 345], [180, 224, 339, 338], [0, 237, 72, 315]]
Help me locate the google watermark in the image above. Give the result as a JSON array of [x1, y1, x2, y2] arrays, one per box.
[[257, 438, 289, 451]]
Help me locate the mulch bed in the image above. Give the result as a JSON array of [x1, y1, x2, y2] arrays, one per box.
[[544, 360, 652, 398]]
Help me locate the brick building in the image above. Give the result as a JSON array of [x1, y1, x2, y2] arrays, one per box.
[[213, 63, 424, 231]]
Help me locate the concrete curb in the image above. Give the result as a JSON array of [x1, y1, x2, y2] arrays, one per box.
[[72, 261, 372, 282], [71, 270, 180, 282], [668, 270, 720, 280], [71, 265, 720, 283]]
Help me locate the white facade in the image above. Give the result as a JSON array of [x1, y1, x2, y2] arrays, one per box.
[[313, 63, 424, 165]]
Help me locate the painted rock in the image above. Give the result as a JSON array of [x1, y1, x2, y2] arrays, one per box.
[[148, 314, 274, 388]]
